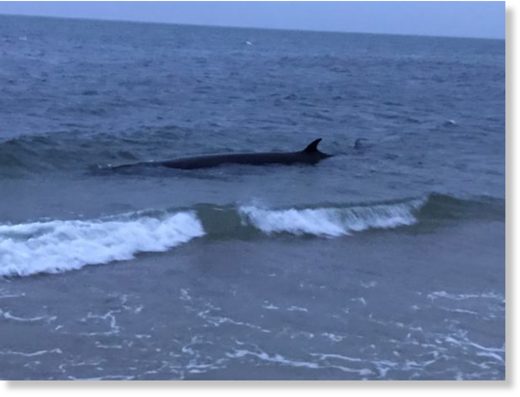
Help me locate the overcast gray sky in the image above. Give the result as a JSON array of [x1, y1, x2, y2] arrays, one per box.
[[0, 1, 505, 39]]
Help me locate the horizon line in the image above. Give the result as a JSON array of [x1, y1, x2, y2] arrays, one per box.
[[0, 11, 505, 41]]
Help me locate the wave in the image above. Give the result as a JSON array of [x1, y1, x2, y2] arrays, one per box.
[[197, 193, 502, 238], [0, 193, 503, 277], [0, 133, 118, 176], [0, 128, 187, 176], [0, 211, 205, 277], [238, 199, 424, 237]]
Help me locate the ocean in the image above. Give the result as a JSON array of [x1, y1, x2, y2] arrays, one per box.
[[0, 15, 505, 380]]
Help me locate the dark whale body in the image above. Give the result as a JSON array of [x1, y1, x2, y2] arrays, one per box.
[[112, 138, 331, 171]]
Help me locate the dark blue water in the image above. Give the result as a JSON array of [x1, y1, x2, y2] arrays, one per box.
[[0, 15, 504, 380]]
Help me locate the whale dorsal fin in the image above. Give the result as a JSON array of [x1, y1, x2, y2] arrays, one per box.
[[303, 138, 322, 153]]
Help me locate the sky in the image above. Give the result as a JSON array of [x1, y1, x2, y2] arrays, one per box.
[[0, 1, 506, 39]]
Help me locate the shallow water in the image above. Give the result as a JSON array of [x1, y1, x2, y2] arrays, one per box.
[[0, 15, 505, 379]]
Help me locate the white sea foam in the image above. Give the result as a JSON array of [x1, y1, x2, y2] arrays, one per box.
[[427, 290, 504, 302], [0, 211, 205, 277], [0, 348, 62, 357], [239, 199, 424, 237], [0, 309, 56, 323], [227, 349, 372, 376]]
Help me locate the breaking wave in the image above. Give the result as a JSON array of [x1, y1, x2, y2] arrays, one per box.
[[0, 211, 205, 277], [0, 193, 503, 277], [238, 199, 424, 237]]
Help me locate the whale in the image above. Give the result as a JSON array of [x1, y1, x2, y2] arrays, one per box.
[[112, 138, 332, 171]]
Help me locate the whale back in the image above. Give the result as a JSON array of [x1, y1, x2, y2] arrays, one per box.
[[111, 138, 331, 171]]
